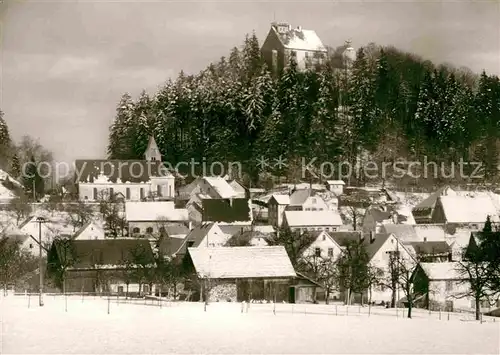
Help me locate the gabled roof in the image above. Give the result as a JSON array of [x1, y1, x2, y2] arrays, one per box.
[[380, 224, 419, 243], [269, 194, 290, 205], [58, 239, 155, 270], [289, 189, 313, 206], [202, 198, 252, 223], [413, 186, 454, 211], [158, 236, 186, 256], [413, 224, 447, 242], [410, 241, 451, 255], [303, 230, 342, 251], [74, 160, 173, 183], [225, 231, 270, 246], [418, 262, 464, 280], [181, 222, 225, 249], [188, 246, 296, 279], [270, 23, 326, 52], [366, 207, 392, 222], [361, 233, 392, 260], [164, 223, 190, 236], [439, 195, 499, 223], [73, 221, 104, 240], [284, 210, 342, 227], [203, 176, 237, 199]]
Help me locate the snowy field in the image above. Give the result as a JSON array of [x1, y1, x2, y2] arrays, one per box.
[[1, 295, 499, 354]]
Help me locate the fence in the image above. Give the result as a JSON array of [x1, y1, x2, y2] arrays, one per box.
[[9, 292, 497, 323]]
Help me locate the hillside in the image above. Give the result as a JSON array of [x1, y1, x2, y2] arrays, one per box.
[[106, 33, 500, 188]]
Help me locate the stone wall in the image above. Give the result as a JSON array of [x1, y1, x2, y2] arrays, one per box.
[[208, 282, 237, 302]]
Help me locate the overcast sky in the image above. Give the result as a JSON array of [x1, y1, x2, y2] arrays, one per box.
[[1, 0, 499, 164]]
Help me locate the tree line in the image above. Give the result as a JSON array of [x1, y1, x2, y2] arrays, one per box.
[[106, 33, 500, 187]]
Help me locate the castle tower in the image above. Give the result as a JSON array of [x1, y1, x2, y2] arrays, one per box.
[[144, 136, 162, 162]]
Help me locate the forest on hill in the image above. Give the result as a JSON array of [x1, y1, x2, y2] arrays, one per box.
[[106, 33, 500, 188]]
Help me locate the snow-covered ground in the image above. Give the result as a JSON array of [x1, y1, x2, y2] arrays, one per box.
[[1, 295, 498, 354]]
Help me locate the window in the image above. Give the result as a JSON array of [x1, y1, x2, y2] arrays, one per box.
[[126, 187, 131, 199], [146, 227, 153, 234], [312, 198, 316, 203], [132, 227, 140, 234], [315, 248, 321, 257], [291, 50, 297, 57], [151, 156, 156, 162], [117, 286, 124, 294], [423, 237, 427, 242], [328, 248, 334, 257], [445, 281, 453, 292], [157, 184, 162, 197], [93, 188, 98, 200], [331, 227, 337, 232], [140, 188, 145, 200], [322, 235, 326, 241], [29, 243, 33, 249], [187, 241, 195, 248], [109, 188, 114, 197], [169, 186, 172, 197]]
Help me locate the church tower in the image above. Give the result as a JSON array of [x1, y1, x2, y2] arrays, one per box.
[[144, 136, 162, 162]]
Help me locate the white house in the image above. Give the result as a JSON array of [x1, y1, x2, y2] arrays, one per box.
[[301, 230, 343, 260], [176, 222, 229, 256], [363, 233, 415, 304], [412, 262, 474, 311], [76, 136, 175, 202], [432, 195, 500, 228], [125, 201, 189, 237], [288, 189, 328, 211], [72, 221, 105, 240], [17, 216, 75, 255], [283, 210, 343, 233]]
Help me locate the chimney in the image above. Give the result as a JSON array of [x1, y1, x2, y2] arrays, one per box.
[[188, 221, 193, 231], [369, 231, 375, 244]]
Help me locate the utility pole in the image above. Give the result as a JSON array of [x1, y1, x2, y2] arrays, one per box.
[[33, 217, 46, 307]]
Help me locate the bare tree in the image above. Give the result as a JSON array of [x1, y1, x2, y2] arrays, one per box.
[[395, 255, 418, 318], [455, 259, 494, 321], [129, 244, 156, 296], [365, 264, 385, 305], [0, 236, 37, 295], [97, 190, 127, 238], [267, 226, 316, 268], [63, 201, 94, 232], [311, 256, 341, 304], [7, 195, 32, 226], [337, 240, 370, 305]]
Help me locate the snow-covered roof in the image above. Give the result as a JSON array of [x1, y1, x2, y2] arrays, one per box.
[[413, 224, 447, 242], [203, 177, 237, 199], [253, 225, 275, 234], [270, 194, 290, 205], [272, 24, 326, 52], [439, 195, 499, 223], [284, 210, 343, 227], [188, 246, 296, 279], [125, 201, 187, 222], [419, 262, 465, 280], [413, 186, 456, 210]]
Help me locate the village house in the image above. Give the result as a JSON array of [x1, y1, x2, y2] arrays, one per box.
[[177, 176, 238, 201], [75, 136, 176, 202], [430, 195, 499, 229], [72, 221, 105, 240], [201, 198, 253, 236], [412, 186, 456, 224], [360, 232, 415, 304], [301, 230, 343, 260], [125, 201, 189, 238], [260, 22, 327, 72], [176, 223, 229, 256], [267, 194, 290, 228], [283, 210, 343, 233], [411, 262, 472, 311], [363, 205, 416, 234], [185, 246, 300, 302], [47, 238, 156, 295]]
